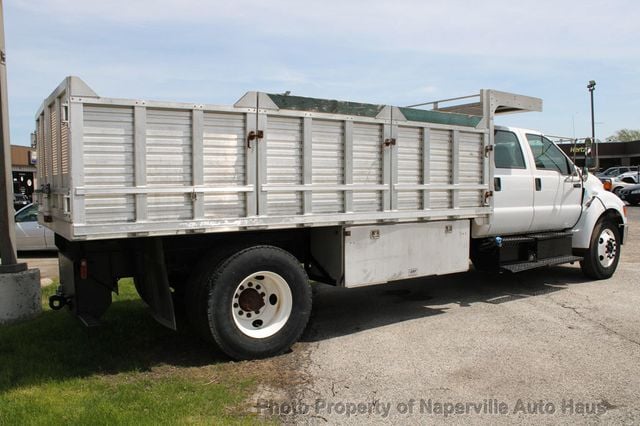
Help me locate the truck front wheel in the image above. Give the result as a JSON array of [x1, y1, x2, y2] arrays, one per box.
[[194, 246, 312, 360], [581, 219, 620, 280]]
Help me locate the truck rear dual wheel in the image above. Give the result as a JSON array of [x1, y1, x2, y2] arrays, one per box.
[[581, 219, 620, 280], [188, 246, 312, 360]]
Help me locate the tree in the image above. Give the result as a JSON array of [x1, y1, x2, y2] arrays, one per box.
[[608, 129, 640, 142]]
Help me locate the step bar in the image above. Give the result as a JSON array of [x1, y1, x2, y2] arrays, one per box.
[[501, 255, 583, 273]]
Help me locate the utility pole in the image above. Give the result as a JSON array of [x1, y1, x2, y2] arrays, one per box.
[[0, 0, 23, 272], [587, 80, 597, 170], [0, 0, 40, 324]]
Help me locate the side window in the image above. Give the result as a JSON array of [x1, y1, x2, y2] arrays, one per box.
[[494, 130, 526, 169], [525, 134, 570, 175], [15, 205, 38, 223]]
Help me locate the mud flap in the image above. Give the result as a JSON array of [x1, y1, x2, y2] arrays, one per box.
[[58, 252, 113, 326], [135, 238, 177, 330]]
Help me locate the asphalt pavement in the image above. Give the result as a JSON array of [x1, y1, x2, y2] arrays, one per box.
[[17, 251, 58, 286], [274, 207, 640, 424]]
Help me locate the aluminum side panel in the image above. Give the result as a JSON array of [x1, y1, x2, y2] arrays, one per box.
[[265, 115, 304, 216], [202, 111, 248, 219], [311, 119, 345, 214], [83, 105, 135, 224], [352, 122, 383, 212], [396, 125, 422, 211]]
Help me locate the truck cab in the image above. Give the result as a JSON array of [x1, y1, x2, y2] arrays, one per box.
[[479, 126, 583, 236], [472, 126, 627, 279]]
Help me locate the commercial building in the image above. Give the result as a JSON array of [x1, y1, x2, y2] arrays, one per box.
[[558, 140, 640, 169], [11, 145, 37, 201]]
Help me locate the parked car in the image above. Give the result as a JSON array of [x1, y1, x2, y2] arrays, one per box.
[[602, 177, 635, 196], [596, 166, 638, 180], [14, 203, 56, 251], [616, 170, 640, 184], [618, 184, 640, 206], [13, 193, 29, 211]]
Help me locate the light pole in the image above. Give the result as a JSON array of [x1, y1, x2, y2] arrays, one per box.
[[587, 80, 597, 170]]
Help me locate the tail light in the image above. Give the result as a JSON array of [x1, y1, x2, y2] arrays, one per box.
[[79, 259, 88, 280]]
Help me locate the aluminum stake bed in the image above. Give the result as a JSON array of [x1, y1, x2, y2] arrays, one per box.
[[35, 77, 539, 241]]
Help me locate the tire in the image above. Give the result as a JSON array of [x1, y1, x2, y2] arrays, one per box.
[[194, 246, 312, 360], [580, 219, 621, 280], [613, 187, 623, 196], [185, 252, 224, 342]]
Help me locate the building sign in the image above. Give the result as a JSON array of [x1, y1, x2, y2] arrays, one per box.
[[569, 145, 587, 154], [29, 150, 37, 165]]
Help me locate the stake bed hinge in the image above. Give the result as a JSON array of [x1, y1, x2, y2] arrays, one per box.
[[247, 130, 264, 148], [484, 144, 494, 157], [383, 138, 396, 147], [483, 190, 493, 205]]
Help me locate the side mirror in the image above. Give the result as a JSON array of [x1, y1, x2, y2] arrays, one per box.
[[581, 166, 589, 182], [583, 137, 595, 176], [585, 156, 595, 168]]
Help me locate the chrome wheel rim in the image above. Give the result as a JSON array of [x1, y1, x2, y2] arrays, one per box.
[[231, 271, 292, 339], [596, 228, 617, 268]]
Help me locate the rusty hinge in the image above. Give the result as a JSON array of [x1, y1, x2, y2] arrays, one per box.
[[483, 190, 493, 204], [40, 183, 51, 196], [383, 138, 396, 147], [247, 130, 264, 148], [484, 144, 494, 157]]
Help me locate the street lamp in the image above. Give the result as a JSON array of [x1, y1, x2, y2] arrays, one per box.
[[587, 80, 597, 170]]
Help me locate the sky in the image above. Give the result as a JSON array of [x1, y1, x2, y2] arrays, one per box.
[[4, 0, 640, 146]]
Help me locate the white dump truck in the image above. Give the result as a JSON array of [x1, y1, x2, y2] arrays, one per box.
[[34, 77, 627, 359]]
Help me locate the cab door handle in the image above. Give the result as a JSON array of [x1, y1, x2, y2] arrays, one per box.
[[535, 178, 542, 191]]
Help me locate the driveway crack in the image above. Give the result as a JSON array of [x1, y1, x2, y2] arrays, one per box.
[[555, 299, 640, 348]]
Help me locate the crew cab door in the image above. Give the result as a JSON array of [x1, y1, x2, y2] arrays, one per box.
[[488, 129, 534, 235], [524, 133, 582, 232]]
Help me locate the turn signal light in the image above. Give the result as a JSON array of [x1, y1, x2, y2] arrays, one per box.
[[603, 180, 612, 191]]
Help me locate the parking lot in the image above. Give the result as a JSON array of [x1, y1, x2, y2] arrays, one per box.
[[280, 207, 640, 424], [18, 208, 640, 424]]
